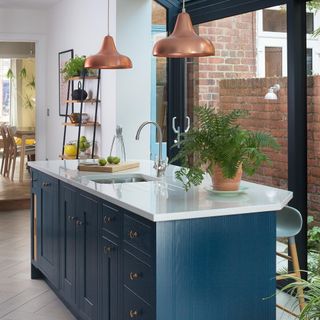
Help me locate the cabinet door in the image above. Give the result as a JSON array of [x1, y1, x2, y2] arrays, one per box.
[[60, 183, 77, 307], [37, 173, 59, 288], [77, 193, 99, 320], [101, 236, 119, 320]]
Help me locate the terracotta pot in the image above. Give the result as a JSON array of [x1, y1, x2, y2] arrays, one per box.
[[211, 164, 242, 191]]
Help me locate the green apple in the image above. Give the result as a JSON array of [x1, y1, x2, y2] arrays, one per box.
[[112, 157, 120, 164], [98, 158, 107, 166], [107, 156, 114, 164]]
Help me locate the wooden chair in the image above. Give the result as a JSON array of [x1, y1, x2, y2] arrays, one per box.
[[276, 206, 305, 317], [0, 124, 10, 176], [6, 126, 36, 181]]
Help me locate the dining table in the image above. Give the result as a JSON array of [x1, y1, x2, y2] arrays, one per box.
[[15, 127, 35, 182]]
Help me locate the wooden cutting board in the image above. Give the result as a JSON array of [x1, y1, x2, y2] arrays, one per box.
[[78, 161, 140, 173]]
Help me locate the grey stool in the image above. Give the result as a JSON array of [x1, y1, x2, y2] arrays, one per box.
[[276, 205, 305, 316]]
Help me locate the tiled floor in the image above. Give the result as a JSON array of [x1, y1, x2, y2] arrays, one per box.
[[0, 209, 298, 320], [0, 210, 75, 320]]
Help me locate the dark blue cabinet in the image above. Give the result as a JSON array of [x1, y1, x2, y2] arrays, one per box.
[[32, 170, 59, 288], [60, 183, 77, 308], [101, 236, 119, 320], [77, 193, 99, 320], [31, 170, 276, 320], [60, 183, 99, 320]]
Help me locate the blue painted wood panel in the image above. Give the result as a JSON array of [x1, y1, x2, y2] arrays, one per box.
[[156, 212, 276, 320], [37, 173, 59, 288], [60, 183, 77, 307], [77, 193, 99, 320]]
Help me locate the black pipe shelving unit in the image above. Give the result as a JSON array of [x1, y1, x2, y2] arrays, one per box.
[[61, 69, 101, 160]]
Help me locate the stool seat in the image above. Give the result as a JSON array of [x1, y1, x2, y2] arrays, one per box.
[[276, 206, 302, 238]]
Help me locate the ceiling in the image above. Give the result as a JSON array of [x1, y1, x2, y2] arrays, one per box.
[[0, 0, 61, 9]]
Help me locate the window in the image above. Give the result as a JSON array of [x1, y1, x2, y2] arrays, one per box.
[[307, 48, 313, 75], [263, 8, 286, 32], [306, 12, 314, 34], [0, 59, 11, 123], [265, 47, 282, 77]]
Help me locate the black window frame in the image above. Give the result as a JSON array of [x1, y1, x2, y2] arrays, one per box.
[[156, 0, 308, 274]]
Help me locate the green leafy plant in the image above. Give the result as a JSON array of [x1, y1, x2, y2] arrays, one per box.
[[280, 273, 320, 320], [61, 55, 87, 80], [308, 216, 320, 275], [173, 106, 279, 191]]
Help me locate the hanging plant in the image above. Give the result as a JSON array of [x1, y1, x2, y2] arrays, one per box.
[[6, 68, 14, 80]]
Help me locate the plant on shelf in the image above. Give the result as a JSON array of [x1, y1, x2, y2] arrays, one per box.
[[173, 106, 279, 191], [61, 55, 87, 80]]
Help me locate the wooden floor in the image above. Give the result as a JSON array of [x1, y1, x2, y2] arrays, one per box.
[[0, 209, 75, 320], [0, 157, 31, 211], [0, 209, 295, 320]]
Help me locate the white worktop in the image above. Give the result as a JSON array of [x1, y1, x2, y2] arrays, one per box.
[[28, 160, 292, 222]]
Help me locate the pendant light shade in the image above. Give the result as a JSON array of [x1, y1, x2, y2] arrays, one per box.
[[84, 35, 132, 69], [153, 11, 215, 58], [84, 0, 132, 69]]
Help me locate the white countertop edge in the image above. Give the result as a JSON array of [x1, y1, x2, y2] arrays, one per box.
[[28, 162, 293, 222]]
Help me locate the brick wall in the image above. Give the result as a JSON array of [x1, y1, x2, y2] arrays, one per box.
[[191, 13, 257, 107], [219, 76, 320, 222]]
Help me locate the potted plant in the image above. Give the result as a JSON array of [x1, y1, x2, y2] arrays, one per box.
[[61, 55, 87, 80], [173, 106, 279, 191]]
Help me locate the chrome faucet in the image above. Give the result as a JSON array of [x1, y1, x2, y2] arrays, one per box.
[[135, 121, 167, 177]]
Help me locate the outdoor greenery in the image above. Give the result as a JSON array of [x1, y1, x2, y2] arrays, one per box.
[[7, 64, 36, 110], [173, 106, 279, 191], [308, 1, 320, 37], [281, 273, 320, 320], [308, 216, 320, 276]]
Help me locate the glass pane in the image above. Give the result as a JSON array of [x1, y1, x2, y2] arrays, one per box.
[[307, 5, 320, 276], [306, 12, 314, 34], [151, 1, 167, 159], [187, 7, 289, 275], [307, 48, 313, 76], [265, 47, 282, 77], [263, 8, 287, 32], [0, 59, 11, 123]]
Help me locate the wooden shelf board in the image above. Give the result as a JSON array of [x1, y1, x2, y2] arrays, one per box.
[[59, 154, 99, 160], [62, 122, 101, 127], [65, 99, 100, 104], [68, 76, 99, 81]]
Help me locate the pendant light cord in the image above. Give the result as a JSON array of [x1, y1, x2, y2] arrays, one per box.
[[107, 0, 110, 35], [182, 0, 186, 12]]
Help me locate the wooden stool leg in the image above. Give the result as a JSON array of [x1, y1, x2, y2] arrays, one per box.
[[289, 237, 305, 311], [11, 152, 16, 181]]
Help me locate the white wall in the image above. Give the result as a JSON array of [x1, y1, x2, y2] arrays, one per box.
[[0, 8, 48, 160], [116, 0, 152, 160], [45, 0, 117, 160]]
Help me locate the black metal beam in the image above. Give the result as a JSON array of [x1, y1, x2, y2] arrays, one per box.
[[186, 0, 286, 24], [287, 0, 308, 274]]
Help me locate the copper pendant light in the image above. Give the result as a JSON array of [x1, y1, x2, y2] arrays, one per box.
[[153, 0, 214, 58], [85, 0, 132, 69]]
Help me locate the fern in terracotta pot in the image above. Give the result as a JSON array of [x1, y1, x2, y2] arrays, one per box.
[[173, 106, 279, 191]]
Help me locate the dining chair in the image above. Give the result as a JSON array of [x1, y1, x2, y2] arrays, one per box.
[[6, 126, 36, 181]]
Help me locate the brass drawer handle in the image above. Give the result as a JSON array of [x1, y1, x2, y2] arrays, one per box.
[[76, 220, 83, 226], [104, 216, 113, 224], [128, 230, 139, 239], [42, 182, 51, 187], [68, 216, 76, 222], [129, 309, 139, 318], [104, 245, 113, 253], [129, 272, 140, 281]]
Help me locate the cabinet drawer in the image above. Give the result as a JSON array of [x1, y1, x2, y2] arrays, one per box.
[[124, 251, 153, 303], [102, 203, 121, 237], [124, 288, 153, 320], [124, 215, 152, 255], [31, 170, 40, 190]]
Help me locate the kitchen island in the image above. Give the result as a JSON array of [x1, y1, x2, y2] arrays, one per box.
[[29, 160, 292, 320]]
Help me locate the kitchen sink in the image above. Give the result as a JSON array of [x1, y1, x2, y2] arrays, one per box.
[[89, 173, 156, 184]]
